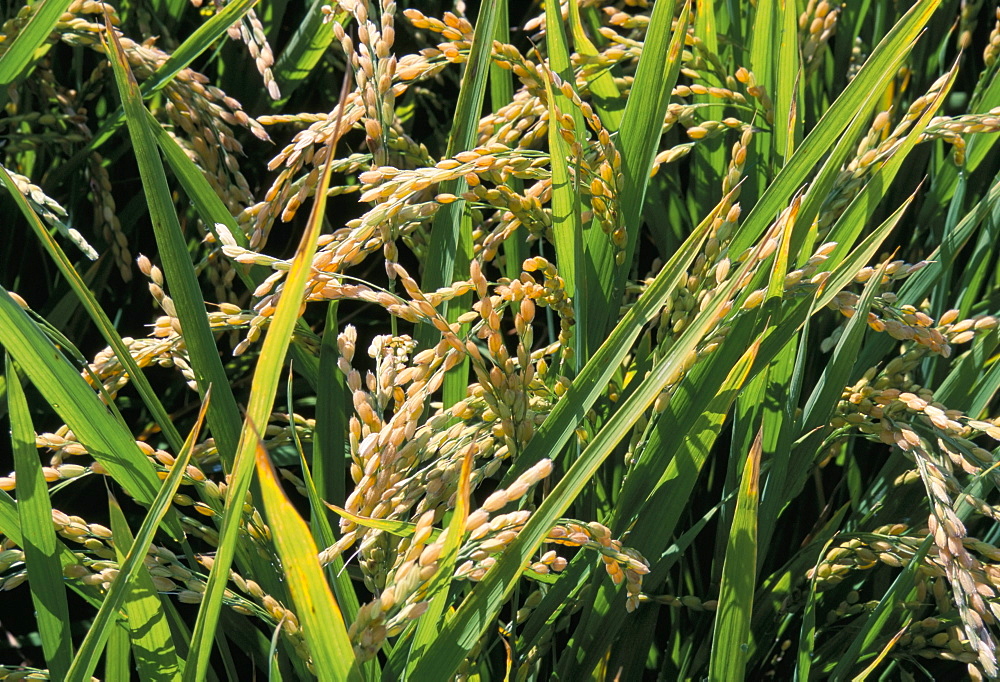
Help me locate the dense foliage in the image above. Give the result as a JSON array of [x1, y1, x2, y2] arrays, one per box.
[[2, 0, 1000, 679]]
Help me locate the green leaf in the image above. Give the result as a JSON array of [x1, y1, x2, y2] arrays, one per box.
[[897, 177, 1000, 311], [541, 8, 585, 365], [184, 77, 341, 682], [7, 356, 73, 679], [255, 439, 362, 682], [504, 186, 731, 483], [0, 162, 186, 456], [0, 288, 173, 526], [748, 0, 800, 165], [416, 1, 499, 404], [567, 0, 622, 130], [105, 621, 132, 682], [142, 107, 247, 248], [799, 259, 890, 444], [103, 13, 244, 468], [688, 0, 726, 219], [413, 185, 768, 679], [419, 0, 500, 324], [108, 492, 184, 680], [708, 427, 762, 682], [273, 0, 341, 104], [403, 444, 475, 674], [0, 0, 74, 85], [611, 0, 690, 328], [64, 390, 207, 682], [488, 0, 525, 282], [752, 334, 801, 562], [731, 0, 943, 255], [558, 338, 762, 677], [143, 104, 322, 393]]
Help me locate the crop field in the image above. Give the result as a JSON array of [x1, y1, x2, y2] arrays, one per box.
[[1, 0, 1000, 680]]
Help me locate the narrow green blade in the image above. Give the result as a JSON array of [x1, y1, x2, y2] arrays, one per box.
[[401, 446, 475, 674], [0, 288, 171, 521], [730, 0, 942, 254], [708, 428, 763, 682], [0, 162, 185, 456], [184, 77, 342, 682], [0, 0, 74, 85], [7, 356, 73, 679], [108, 493, 183, 680], [273, 0, 340, 104], [255, 440, 361, 682], [610, 0, 690, 330], [64, 392, 206, 682], [103, 11, 243, 467]]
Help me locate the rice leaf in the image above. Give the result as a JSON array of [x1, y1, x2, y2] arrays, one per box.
[[105, 621, 131, 682], [0, 288, 175, 528], [107, 492, 184, 680], [689, 0, 725, 216], [418, 0, 499, 328], [0, 162, 186, 456], [184, 75, 341, 682], [7, 356, 73, 679], [708, 427, 763, 682], [730, 0, 942, 255], [504, 185, 731, 482], [255, 439, 361, 682], [63, 389, 207, 682], [0, 0, 73, 85], [273, 0, 342, 104], [567, 0, 622, 129], [541, 7, 585, 365], [558, 338, 762, 677], [799, 260, 890, 445], [611, 0, 689, 325], [103, 12, 244, 467], [143, 104, 322, 390], [489, 0, 524, 282], [402, 443, 475, 674], [416, 1, 499, 404]]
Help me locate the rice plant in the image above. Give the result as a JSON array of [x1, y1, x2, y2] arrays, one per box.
[[1, 0, 1000, 679]]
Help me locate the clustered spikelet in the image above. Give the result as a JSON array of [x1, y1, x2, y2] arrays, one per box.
[[814, 72, 961, 239], [86, 153, 132, 281], [0, 164, 98, 261], [231, 9, 281, 100], [805, 305, 1000, 676], [50, 1, 269, 181], [958, 0, 986, 51], [806, 524, 1000, 675], [986, 6, 1000, 67], [922, 106, 1000, 165], [799, 0, 840, 69], [397, 8, 473, 79], [334, 0, 399, 168], [848, 35, 869, 81], [0, 42, 132, 277]]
